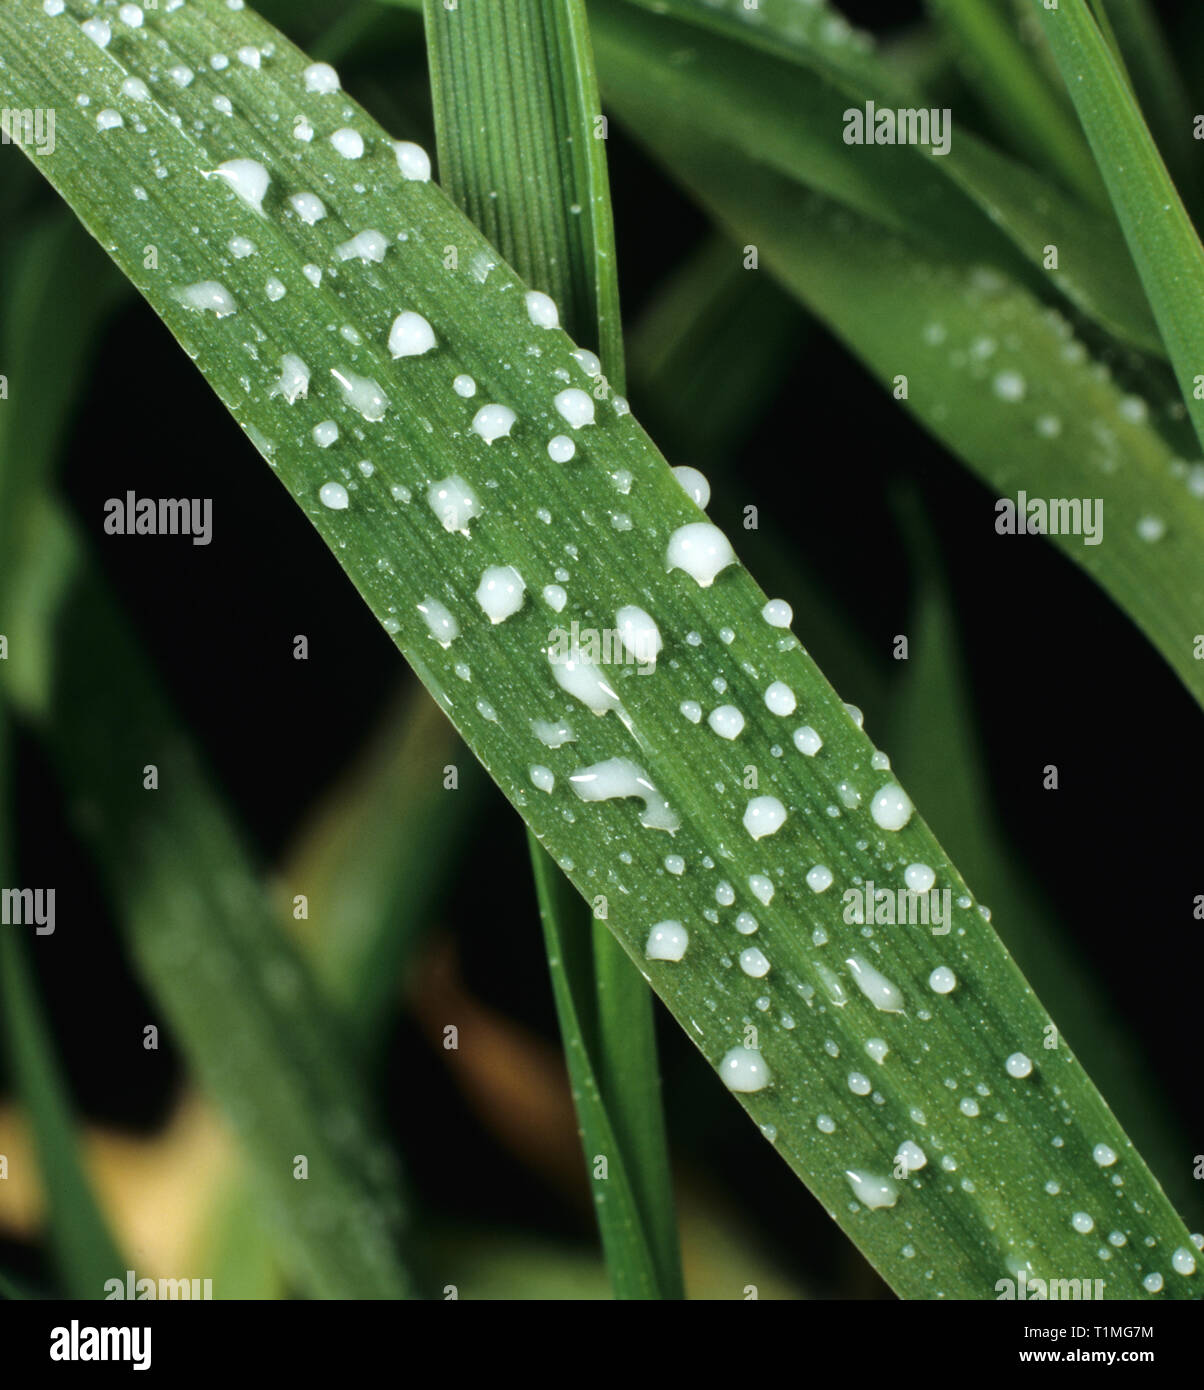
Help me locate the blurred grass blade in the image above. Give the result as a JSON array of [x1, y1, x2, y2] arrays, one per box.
[[423, 0, 682, 1298], [2, 0, 1196, 1298], [1032, 0, 1204, 452], [923, 0, 1104, 202], [592, 31, 1204, 713], [0, 719, 125, 1300]]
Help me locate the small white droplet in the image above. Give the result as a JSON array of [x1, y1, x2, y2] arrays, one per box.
[[1072, 1211, 1095, 1234], [1092, 1144, 1118, 1168], [663, 854, 685, 876], [289, 192, 326, 225], [793, 726, 822, 756], [1171, 1248, 1196, 1277], [1142, 1272, 1164, 1293], [806, 865, 833, 893], [615, 605, 662, 669], [735, 911, 758, 935], [524, 290, 559, 329], [96, 109, 124, 131], [679, 700, 702, 724], [529, 765, 555, 794], [764, 681, 796, 716], [1005, 1052, 1033, 1078], [905, 863, 935, 893], [394, 140, 431, 181], [417, 597, 459, 647], [928, 966, 956, 995], [330, 127, 364, 159], [427, 476, 481, 535], [313, 420, 338, 448], [707, 705, 745, 740], [318, 482, 348, 510], [739, 947, 770, 978], [452, 374, 477, 398], [762, 599, 792, 628], [177, 281, 237, 317], [210, 158, 270, 216], [303, 61, 341, 94], [548, 434, 576, 462], [846, 954, 904, 1012], [336, 230, 388, 264], [896, 1141, 926, 1172], [847, 1072, 872, 1096], [748, 874, 774, 906]]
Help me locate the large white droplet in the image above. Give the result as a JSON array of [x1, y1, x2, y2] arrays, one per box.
[[525, 290, 559, 329], [646, 921, 688, 962], [896, 1141, 927, 1173], [846, 1171, 898, 1210], [569, 758, 679, 831], [870, 783, 913, 831], [672, 465, 710, 509], [303, 61, 341, 94], [719, 1046, 771, 1093], [472, 403, 517, 444], [846, 955, 904, 1012], [389, 310, 437, 358], [1005, 1052, 1033, 1078], [417, 597, 459, 647], [475, 565, 526, 623], [553, 388, 595, 429], [928, 966, 957, 994], [318, 482, 348, 510], [905, 863, 935, 893], [666, 523, 735, 587], [394, 140, 431, 181], [289, 192, 326, 225], [748, 874, 774, 905], [336, 230, 388, 263], [330, 127, 364, 159], [764, 681, 796, 716], [707, 705, 745, 739], [743, 796, 787, 840], [427, 475, 481, 534], [531, 718, 576, 749], [270, 354, 310, 404], [549, 646, 620, 715], [739, 947, 770, 978], [177, 281, 237, 317], [210, 158, 270, 216], [762, 599, 792, 628], [331, 368, 388, 422], [548, 435, 576, 462], [615, 605, 662, 669], [793, 726, 822, 756]]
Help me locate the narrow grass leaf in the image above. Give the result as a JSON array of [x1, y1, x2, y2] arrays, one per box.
[[2, 1, 1197, 1298]]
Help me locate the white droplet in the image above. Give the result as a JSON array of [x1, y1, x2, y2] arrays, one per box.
[[330, 127, 364, 159], [118, 3, 143, 24], [303, 61, 341, 94], [646, 921, 688, 962], [331, 367, 388, 422], [847, 1072, 872, 1096], [529, 765, 555, 794], [530, 719, 576, 750], [672, 465, 710, 509], [1137, 514, 1166, 542], [312, 420, 338, 448], [318, 482, 348, 510], [1092, 1143, 1118, 1168], [542, 584, 568, 613], [237, 45, 261, 69], [548, 434, 576, 462], [1171, 1248, 1196, 1276], [475, 565, 526, 623], [1072, 1211, 1095, 1234], [210, 158, 270, 216], [289, 192, 326, 225], [293, 116, 314, 141], [666, 522, 736, 587], [228, 236, 256, 259], [959, 1097, 980, 1117], [707, 705, 745, 740], [427, 476, 481, 535], [571, 348, 601, 377], [472, 403, 517, 444], [121, 77, 150, 102], [569, 758, 679, 831], [905, 863, 935, 893], [896, 1141, 927, 1173], [553, 387, 595, 429], [764, 681, 796, 716], [846, 954, 904, 1012], [748, 874, 774, 906], [735, 911, 758, 935], [993, 370, 1026, 402], [44, 0, 66, 14], [929, 966, 956, 994], [1142, 1272, 1164, 1293], [1005, 1052, 1033, 1078], [265, 277, 286, 302], [664, 854, 685, 876], [806, 865, 833, 893], [793, 726, 823, 756], [739, 946, 770, 978], [549, 646, 621, 715], [524, 290, 559, 329], [743, 796, 787, 840], [96, 109, 124, 131], [719, 1046, 771, 1093], [336, 230, 388, 263], [762, 599, 792, 628], [615, 605, 662, 670], [270, 354, 310, 404], [449, 375, 477, 399], [870, 783, 913, 831], [177, 281, 237, 317], [394, 140, 431, 181], [417, 597, 459, 647], [388, 310, 437, 359], [680, 700, 702, 723], [81, 18, 111, 46], [302, 264, 322, 287]]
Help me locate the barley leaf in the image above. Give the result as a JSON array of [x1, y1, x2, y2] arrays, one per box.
[[1, 0, 1196, 1298]]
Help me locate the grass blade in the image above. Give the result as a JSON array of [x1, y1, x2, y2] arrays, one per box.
[[2, 0, 1197, 1298], [1031, 0, 1204, 453], [423, 0, 682, 1297]]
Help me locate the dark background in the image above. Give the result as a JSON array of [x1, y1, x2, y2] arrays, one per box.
[[1, 0, 1201, 1298]]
